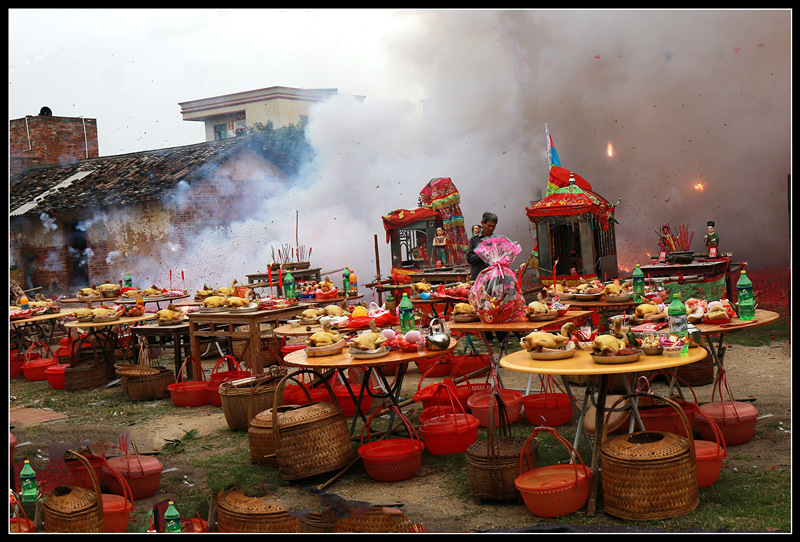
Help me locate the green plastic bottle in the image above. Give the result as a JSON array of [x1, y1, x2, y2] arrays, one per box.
[[342, 267, 351, 294], [283, 270, 296, 300], [631, 264, 645, 302], [398, 293, 415, 334], [667, 293, 688, 352], [164, 500, 181, 533], [736, 269, 755, 321], [124, 272, 133, 288], [20, 459, 37, 503]]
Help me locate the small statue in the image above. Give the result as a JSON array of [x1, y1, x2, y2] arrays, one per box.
[[704, 221, 719, 249], [433, 227, 448, 266]]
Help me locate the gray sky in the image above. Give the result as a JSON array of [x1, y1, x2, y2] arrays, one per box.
[[9, 9, 791, 288]]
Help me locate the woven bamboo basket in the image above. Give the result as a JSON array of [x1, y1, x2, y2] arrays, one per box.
[[219, 366, 287, 430], [65, 343, 108, 391], [43, 450, 104, 533], [117, 337, 173, 400], [333, 506, 415, 533], [600, 393, 699, 521], [216, 489, 300, 533], [299, 508, 338, 533], [248, 377, 308, 467], [272, 372, 357, 481], [466, 392, 530, 504]]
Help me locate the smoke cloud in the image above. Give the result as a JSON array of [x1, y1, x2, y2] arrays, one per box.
[[120, 10, 789, 298]]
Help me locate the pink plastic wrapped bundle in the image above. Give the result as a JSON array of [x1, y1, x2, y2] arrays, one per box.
[[468, 236, 525, 323]]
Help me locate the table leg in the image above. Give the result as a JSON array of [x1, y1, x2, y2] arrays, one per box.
[[586, 374, 608, 517], [562, 375, 594, 459]]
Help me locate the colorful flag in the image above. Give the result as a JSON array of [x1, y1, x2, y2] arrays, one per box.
[[545, 124, 562, 195]]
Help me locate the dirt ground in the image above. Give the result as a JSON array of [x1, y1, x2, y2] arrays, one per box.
[[10, 339, 791, 533]]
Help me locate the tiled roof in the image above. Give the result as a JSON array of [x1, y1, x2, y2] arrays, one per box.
[[9, 136, 260, 217]]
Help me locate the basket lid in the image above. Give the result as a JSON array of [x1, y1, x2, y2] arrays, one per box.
[[44, 485, 98, 512], [515, 463, 589, 491], [276, 401, 343, 429], [217, 490, 289, 517], [697, 401, 758, 422], [420, 413, 480, 434], [359, 439, 422, 460], [102, 493, 132, 513], [249, 406, 294, 429], [601, 430, 690, 461], [694, 440, 726, 460], [103, 454, 163, 476]]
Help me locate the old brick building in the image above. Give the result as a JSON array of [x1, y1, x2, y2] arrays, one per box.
[[10, 132, 288, 293]]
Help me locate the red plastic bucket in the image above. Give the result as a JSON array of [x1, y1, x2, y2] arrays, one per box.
[[467, 389, 523, 427], [639, 400, 698, 437], [206, 355, 250, 407], [45, 364, 68, 389], [333, 382, 375, 418], [67, 454, 105, 489], [693, 407, 727, 487], [22, 357, 57, 381], [521, 393, 574, 427], [419, 413, 480, 455], [168, 356, 208, 407], [280, 343, 306, 360], [415, 356, 452, 377], [358, 406, 424, 482], [102, 454, 163, 500]]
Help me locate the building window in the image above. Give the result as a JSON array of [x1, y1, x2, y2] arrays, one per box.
[[214, 124, 227, 140]]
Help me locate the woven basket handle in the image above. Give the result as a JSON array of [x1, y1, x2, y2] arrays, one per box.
[[486, 391, 511, 465], [246, 371, 300, 421], [64, 450, 104, 523], [603, 392, 696, 457], [360, 405, 422, 448], [518, 426, 587, 481], [271, 370, 340, 450]]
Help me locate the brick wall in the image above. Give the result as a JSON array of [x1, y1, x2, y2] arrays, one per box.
[[9, 115, 99, 175]]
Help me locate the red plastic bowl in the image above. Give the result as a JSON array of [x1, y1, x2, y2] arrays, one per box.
[[418, 413, 480, 455], [45, 364, 67, 389], [22, 357, 57, 381], [467, 389, 523, 427], [521, 393, 574, 427], [639, 401, 698, 437], [167, 381, 209, 407], [515, 463, 591, 517], [359, 439, 424, 482]]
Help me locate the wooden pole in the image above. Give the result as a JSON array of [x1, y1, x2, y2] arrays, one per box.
[[295, 210, 299, 262], [374, 234, 382, 305]]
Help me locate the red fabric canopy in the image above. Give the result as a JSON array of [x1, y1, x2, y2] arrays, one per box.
[[382, 207, 441, 242], [548, 166, 593, 192], [526, 181, 615, 230]]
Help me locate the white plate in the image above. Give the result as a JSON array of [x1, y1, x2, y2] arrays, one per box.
[[591, 350, 642, 364], [199, 306, 229, 313], [349, 346, 390, 359], [603, 294, 633, 302], [305, 338, 347, 357], [228, 304, 259, 313], [528, 348, 577, 360], [572, 293, 603, 301], [526, 312, 558, 321]]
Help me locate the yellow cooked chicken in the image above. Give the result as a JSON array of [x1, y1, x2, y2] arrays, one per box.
[[74, 303, 95, 319], [306, 323, 341, 347], [195, 284, 215, 299], [635, 301, 662, 318], [603, 280, 623, 297], [91, 303, 116, 318], [78, 286, 101, 297], [156, 303, 183, 321], [142, 284, 162, 297], [348, 320, 387, 350], [592, 334, 627, 355], [520, 331, 570, 352], [97, 280, 120, 291], [322, 303, 349, 317], [225, 296, 249, 308], [452, 303, 476, 315], [411, 280, 431, 294], [525, 300, 551, 317], [300, 308, 324, 320], [203, 295, 228, 308], [216, 279, 238, 297]]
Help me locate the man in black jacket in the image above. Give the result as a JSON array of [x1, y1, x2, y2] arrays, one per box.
[[466, 212, 498, 281]]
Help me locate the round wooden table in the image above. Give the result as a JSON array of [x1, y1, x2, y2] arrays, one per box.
[[500, 346, 708, 517]]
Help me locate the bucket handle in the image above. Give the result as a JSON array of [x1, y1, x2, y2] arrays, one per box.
[[176, 355, 206, 383], [693, 406, 727, 458], [519, 426, 588, 483], [210, 354, 246, 379], [271, 369, 342, 451], [99, 456, 135, 513], [25, 340, 55, 363], [360, 405, 422, 449], [486, 391, 512, 465]]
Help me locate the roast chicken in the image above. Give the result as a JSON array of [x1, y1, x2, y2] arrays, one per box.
[[306, 323, 341, 347], [452, 302, 477, 316], [202, 295, 228, 308], [156, 303, 183, 322], [592, 334, 627, 355], [348, 321, 387, 350], [225, 296, 250, 308]]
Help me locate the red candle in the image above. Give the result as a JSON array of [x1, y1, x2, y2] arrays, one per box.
[[268, 263, 273, 295], [278, 264, 284, 296], [169, 269, 172, 289]]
